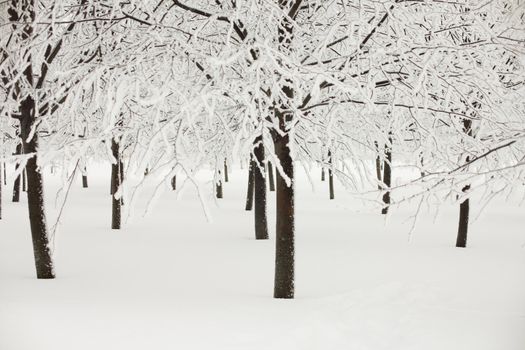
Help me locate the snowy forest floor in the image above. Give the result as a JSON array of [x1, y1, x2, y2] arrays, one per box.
[[1, 163, 524, 350]]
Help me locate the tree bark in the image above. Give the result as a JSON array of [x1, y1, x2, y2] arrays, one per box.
[[456, 119, 473, 248], [273, 128, 295, 299], [111, 138, 122, 230], [171, 175, 177, 190], [321, 167, 325, 181], [82, 174, 88, 188], [119, 160, 124, 206], [456, 185, 470, 248], [381, 136, 392, 215], [268, 163, 275, 192], [253, 135, 268, 240], [223, 159, 229, 183], [12, 143, 22, 202], [3, 162, 6, 185], [9, 0, 54, 278], [22, 168, 27, 192], [374, 141, 382, 190], [216, 170, 223, 199], [245, 156, 255, 211], [328, 150, 334, 200], [20, 97, 55, 279]]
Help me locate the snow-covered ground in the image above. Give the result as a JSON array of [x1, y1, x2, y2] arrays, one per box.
[[1, 164, 524, 350]]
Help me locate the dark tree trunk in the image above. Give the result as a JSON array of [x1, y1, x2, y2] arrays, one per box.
[[272, 0, 297, 299], [82, 174, 88, 188], [22, 169, 27, 192], [273, 128, 295, 299], [381, 136, 392, 215], [171, 175, 177, 190], [321, 167, 325, 181], [3, 162, 6, 185], [253, 135, 268, 240], [456, 119, 473, 248], [245, 156, 255, 211], [111, 138, 122, 230], [268, 163, 275, 192], [328, 150, 334, 200], [119, 160, 124, 206], [374, 141, 383, 190], [216, 171, 223, 199], [20, 97, 55, 279], [419, 152, 426, 177], [12, 143, 22, 202], [9, 0, 54, 278], [456, 185, 470, 248], [224, 159, 229, 183]]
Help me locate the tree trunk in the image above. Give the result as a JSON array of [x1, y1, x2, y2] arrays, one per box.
[[111, 139, 122, 230], [253, 135, 268, 240], [374, 141, 383, 190], [273, 0, 296, 299], [456, 119, 473, 247], [321, 167, 325, 181], [12, 143, 22, 202], [20, 96, 55, 279], [328, 150, 334, 200], [381, 136, 392, 215], [245, 155, 255, 211], [419, 152, 426, 177], [456, 185, 470, 248], [216, 170, 223, 199], [171, 175, 177, 190], [82, 174, 88, 188], [119, 160, 124, 206], [273, 129, 295, 299], [268, 163, 275, 192], [224, 159, 229, 183], [3, 162, 6, 185], [8, 1, 54, 278], [22, 169, 27, 192]]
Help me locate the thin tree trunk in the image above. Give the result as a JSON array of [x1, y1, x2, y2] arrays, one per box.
[[273, 128, 295, 299], [456, 185, 470, 248], [20, 98, 55, 279], [381, 136, 392, 215], [419, 152, 425, 177], [3, 162, 6, 185], [245, 155, 255, 211], [456, 119, 473, 248], [22, 168, 27, 192], [119, 160, 124, 206], [12, 143, 22, 202], [171, 175, 177, 190], [111, 138, 121, 230], [374, 141, 382, 190], [268, 162, 275, 192], [82, 174, 88, 188], [321, 167, 325, 181], [216, 170, 223, 199], [224, 159, 229, 183], [328, 150, 334, 200], [253, 135, 268, 240]]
